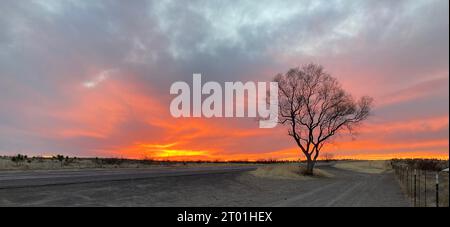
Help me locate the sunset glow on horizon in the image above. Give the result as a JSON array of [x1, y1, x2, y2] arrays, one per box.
[[0, 0, 448, 161]]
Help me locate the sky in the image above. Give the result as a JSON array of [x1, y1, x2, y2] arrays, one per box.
[[0, 0, 448, 160]]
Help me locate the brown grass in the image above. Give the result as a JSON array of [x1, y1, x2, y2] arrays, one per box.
[[0, 156, 262, 171], [250, 164, 333, 180], [334, 160, 390, 174]]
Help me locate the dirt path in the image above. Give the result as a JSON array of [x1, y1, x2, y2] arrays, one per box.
[[271, 167, 410, 207], [0, 165, 409, 207]]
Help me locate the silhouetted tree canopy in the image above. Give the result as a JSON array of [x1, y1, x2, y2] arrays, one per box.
[[275, 63, 373, 175]]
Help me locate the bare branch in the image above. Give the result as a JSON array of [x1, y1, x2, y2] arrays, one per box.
[[274, 63, 373, 175]]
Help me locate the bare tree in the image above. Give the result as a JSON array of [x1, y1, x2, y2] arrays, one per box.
[[275, 63, 373, 175]]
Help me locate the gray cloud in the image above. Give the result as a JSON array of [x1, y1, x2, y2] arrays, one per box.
[[0, 0, 448, 157]]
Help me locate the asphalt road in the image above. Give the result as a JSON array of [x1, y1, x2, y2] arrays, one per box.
[[0, 165, 410, 207], [0, 166, 257, 189]]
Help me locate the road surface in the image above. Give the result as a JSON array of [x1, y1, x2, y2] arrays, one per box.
[[0, 166, 257, 189], [0, 165, 409, 207], [270, 167, 410, 207]]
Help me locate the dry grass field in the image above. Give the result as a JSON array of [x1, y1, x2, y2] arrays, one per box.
[[0, 156, 260, 171], [250, 164, 333, 180], [334, 160, 390, 174]]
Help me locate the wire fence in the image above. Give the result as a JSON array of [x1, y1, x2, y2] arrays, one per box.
[[392, 164, 449, 207]]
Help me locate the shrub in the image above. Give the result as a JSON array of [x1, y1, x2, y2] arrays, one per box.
[[391, 159, 448, 171], [53, 155, 66, 167], [11, 154, 27, 166]]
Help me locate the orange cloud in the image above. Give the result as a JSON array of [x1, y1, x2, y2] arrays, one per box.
[[360, 116, 449, 134], [12, 70, 446, 161]]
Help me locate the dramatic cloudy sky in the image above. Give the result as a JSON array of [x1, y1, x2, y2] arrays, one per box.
[[0, 0, 448, 160]]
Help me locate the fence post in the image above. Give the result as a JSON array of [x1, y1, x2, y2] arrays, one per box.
[[411, 169, 413, 203], [424, 170, 427, 207], [418, 170, 421, 207], [414, 169, 417, 207], [402, 166, 405, 183], [400, 166, 403, 183], [435, 172, 439, 207], [406, 168, 409, 196]]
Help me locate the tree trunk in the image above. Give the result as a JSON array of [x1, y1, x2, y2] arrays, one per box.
[[304, 156, 315, 175]]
